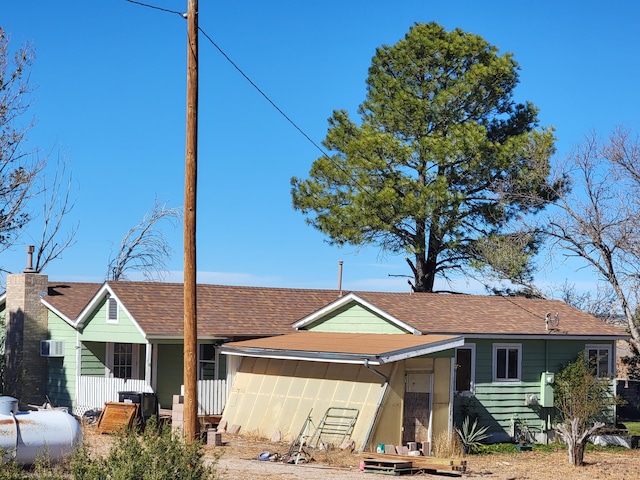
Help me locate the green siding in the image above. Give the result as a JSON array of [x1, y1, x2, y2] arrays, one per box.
[[305, 303, 407, 333], [81, 341, 106, 375], [80, 298, 145, 343], [156, 343, 184, 409], [455, 338, 617, 440], [45, 313, 77, 410], [218, 349, 227, 380]]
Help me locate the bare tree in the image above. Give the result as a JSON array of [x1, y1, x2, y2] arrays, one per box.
[[107, 199, 182, 281], [539, 128, 640, 354], [554, 281, 619, 323], [32, 152, 78, 272], [0, 28, 44, 251]]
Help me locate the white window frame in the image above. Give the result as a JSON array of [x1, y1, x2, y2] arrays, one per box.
[[106, 297, 119, 324], [492, 343, 522, 383], [454, 344, 476, 394], [198, 343, 218, 380], [585, 344, 613, 378], [105, 343, 140, 379]]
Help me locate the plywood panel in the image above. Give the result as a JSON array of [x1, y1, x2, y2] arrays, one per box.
[[222, 358, 385, 449]]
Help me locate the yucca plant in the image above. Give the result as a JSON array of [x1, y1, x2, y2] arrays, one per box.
[[455, 416, 490, 454]]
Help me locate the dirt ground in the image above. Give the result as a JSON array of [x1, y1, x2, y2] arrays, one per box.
[[84, 426, 640, 480]]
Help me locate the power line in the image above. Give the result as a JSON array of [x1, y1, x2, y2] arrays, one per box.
[[125, 1, 381, 216], [125, 0, 331, 162], [197, 27, 330, 160], [125, 0, 184, 17]]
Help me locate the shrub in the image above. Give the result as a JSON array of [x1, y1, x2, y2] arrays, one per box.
[[71, 416, 217, 480]]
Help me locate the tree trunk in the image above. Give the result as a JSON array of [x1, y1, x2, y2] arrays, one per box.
[[555, 418, 604, 467], [413, 218, 439, 293]]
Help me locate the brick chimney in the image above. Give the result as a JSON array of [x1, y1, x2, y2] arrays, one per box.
[[3, 245, 49, 408]]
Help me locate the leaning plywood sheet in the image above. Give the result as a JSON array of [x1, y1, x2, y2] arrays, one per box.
[[97, 402, 139, 434]]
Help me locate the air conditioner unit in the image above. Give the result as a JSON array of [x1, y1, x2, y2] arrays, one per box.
[[40, 340, 64, 357]]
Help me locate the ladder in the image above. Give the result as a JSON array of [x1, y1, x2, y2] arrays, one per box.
[[307, 407, 359, 449]]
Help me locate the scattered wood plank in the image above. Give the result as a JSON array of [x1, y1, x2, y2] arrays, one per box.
[[363, 458, 414, 476], [364, 452, 466, 474], [97, 402, 139, 434]]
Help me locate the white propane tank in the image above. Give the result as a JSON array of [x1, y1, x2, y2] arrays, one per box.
[[0, 396, 82, 465]]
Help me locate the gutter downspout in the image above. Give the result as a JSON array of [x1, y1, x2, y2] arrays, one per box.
[[364, 358, 389, 383], [361, 359, 391, 453]]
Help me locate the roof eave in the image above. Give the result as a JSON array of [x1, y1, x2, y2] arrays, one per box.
[[458, 333, 628, 340], [220, 335, 464, 365], [293, 292, 421, 335]]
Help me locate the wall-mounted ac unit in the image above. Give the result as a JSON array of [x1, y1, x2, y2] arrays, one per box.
[[40, 339, 64, 357]]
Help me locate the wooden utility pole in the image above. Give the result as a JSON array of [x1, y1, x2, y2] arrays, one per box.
[[183, 0, 199, 442]]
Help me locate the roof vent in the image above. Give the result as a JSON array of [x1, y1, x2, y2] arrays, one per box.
[[545, 312, 560, 331]]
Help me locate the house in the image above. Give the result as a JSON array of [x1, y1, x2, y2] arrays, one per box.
[[1, 270, 341, 414], [220, 291, 627, 451], [2, 267, 626, 451]]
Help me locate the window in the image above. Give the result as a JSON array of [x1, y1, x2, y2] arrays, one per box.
[[106, 297, 118, 323], [586, 344, 612, 378], [493, 343, 521, 382], [455, 344, 476, 393], [106, 343, 139, 379], [199, 344, 216, 380]]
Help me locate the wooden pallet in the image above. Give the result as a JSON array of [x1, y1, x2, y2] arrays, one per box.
[[364, 452, 466, 474], [363, 458, 414, 475], [97, 402, 139, 434]]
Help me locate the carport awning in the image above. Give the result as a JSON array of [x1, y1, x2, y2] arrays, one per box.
[[220, 331, 464, 365]]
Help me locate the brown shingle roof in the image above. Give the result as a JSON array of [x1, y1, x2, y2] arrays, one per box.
[[44, 282, 102, 320], [224, 331, 462, 356], [353, 292, 623, 337], [40, 281, 624, 339], [105, 282, 342, 337]]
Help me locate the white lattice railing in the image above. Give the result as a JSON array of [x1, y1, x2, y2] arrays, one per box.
[[181, 379, 228, 415], [76, 376, 227, 416], [76, 375, 151, 416]]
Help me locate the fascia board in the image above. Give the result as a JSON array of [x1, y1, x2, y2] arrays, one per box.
[[292, 292, 421, 335], [146, 334, 227, 341], [458, 334, 629, 341], [75, 283, 148, 340], [41, 299, 76, 327], [221, 348, 383, 365], [380, 336, 465, 363], [74, 282, 110, 328], [220, 335, 464, 365]]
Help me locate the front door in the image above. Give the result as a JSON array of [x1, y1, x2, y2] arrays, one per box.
[[402, 372, 431, 444]]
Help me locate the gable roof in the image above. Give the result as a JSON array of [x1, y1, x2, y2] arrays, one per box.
[[38, 281, 625, 340], [43, 282, 103, 323], [42, 281, 342, 338], [349, 292, 624, 338]]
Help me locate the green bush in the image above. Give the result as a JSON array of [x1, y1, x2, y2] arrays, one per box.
[[0, 448, 68, 480], [71, 417, 217, 480]]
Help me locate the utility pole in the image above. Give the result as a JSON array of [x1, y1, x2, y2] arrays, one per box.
[[183, 0, 198, 442]]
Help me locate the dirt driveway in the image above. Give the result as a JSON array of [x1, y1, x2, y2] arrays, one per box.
[[207, 433, 640, 480], [85, 427, 640, 480]]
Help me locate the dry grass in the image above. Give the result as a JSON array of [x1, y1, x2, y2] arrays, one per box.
[[82, 424, 640, 480], [431, 428, 463, 458]]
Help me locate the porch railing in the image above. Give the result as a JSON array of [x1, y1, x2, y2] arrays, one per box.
[[76, 375, 151, 416], [181, 379, 228, 416], [76, 376, 227, 417]]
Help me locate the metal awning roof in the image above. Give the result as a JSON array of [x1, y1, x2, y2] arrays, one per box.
[[220, 331, 464, 365]]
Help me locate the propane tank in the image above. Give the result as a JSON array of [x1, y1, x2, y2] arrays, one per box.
[[0, 396, 82, 465]]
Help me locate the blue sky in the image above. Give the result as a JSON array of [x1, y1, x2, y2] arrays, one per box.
[[2, 1, 639, 294]]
